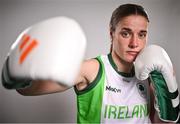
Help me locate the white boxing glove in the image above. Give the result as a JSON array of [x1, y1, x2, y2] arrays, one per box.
[[134, 45, 180, 122], [2, 16, 86, 89]]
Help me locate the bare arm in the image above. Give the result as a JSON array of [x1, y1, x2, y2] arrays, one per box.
[[17, 59, 99, 96], [17, 80, 69, 96]]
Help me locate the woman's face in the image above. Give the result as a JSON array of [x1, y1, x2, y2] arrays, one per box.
[[111, 15, 149, 63]]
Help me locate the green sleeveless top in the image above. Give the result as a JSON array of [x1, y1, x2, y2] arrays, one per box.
[[74, 56, 105, 123]]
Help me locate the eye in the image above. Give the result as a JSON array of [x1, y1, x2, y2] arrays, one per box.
[[138, 32, 147, 39], [120, 31, 131, 38]]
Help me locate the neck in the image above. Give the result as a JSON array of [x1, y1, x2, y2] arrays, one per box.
[[111, 51, 133, 73]]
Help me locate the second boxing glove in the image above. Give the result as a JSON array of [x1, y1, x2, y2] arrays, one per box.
[[134, 45, 180, 122]]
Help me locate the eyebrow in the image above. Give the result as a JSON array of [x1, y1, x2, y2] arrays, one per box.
[[121, 28, 132, 32], [121, 27, 147, 33]]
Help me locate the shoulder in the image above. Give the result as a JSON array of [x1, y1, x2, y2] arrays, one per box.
[[82, 58, 100, 82], [75, 57, 100, 91], [82, 58, 99, 72]]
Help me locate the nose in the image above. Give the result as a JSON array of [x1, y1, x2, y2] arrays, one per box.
[[128, 34, 138, 49]]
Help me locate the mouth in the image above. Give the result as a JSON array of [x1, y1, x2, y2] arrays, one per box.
[[126, 51, 139, 56]]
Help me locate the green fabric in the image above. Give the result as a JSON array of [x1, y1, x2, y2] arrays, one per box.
[[75, 56, 105, 123], [1, 57, 31, 89], [150, 70, 179, 121]]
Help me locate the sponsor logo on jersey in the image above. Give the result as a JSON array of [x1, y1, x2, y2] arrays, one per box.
[[106, 85, 121, 93]]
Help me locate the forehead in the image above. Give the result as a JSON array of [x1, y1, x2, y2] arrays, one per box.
[[116, 15, 148, 31]]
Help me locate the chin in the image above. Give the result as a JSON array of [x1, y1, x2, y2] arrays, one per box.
[[126, 57, 136, 63], [125, 55, 137, 63], [125, 59, 134, 64]]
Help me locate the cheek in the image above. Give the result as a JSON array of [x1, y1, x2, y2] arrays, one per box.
[[138, 38, 147, 49], [113, 34, 128, 52], [118, 38, 129, 50], [140, 41, 147, 48], [115, 40, 127, 54]]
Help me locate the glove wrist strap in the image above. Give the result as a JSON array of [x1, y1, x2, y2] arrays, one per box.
[[1, 57, 31, 89]]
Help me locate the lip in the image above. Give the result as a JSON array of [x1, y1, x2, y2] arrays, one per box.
[[126, 51, 139, 56]]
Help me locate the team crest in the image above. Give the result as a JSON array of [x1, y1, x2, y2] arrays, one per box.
[[136, 82, 147, 98]]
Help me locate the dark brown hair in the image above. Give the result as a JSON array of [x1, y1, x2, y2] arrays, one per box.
[[109, 4, 149, 52], [110, 3, 149, 33]]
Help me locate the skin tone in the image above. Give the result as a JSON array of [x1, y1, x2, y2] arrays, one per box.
[[110, 15, 148, 73]]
